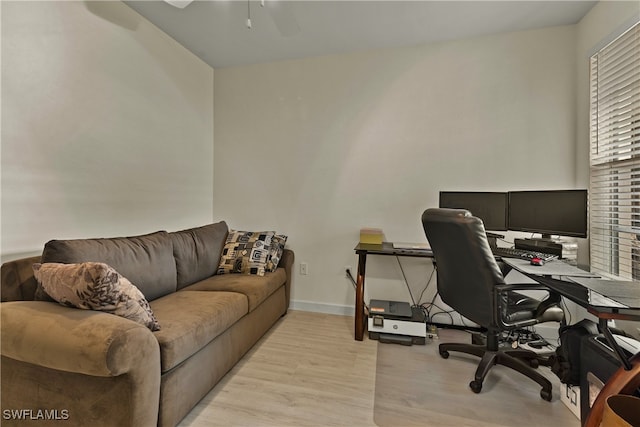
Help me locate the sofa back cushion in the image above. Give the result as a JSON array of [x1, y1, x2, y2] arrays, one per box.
[[41, 231, 176, 301], [169, 221, 229, 289]]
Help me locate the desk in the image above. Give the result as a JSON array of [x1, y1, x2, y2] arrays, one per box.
[[353, 242, 434, 341], [502, 258, 640, 427], [502, 258, 640, 323]]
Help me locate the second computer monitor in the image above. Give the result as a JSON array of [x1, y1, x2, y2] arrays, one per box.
[[439, 191, 509, 231], [508, 190, 588, 238]]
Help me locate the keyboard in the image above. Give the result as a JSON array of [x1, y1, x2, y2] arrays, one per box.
[[492, 246, 558, 262]]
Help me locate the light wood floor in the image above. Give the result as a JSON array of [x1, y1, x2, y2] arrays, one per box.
[[178, 310, 580, 427]]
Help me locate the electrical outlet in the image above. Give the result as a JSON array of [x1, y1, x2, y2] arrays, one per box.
[[300, 262, 308, 275]]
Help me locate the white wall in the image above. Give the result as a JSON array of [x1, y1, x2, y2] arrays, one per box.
[[214, 25, 578, 315], [1, 1, 214, 261]]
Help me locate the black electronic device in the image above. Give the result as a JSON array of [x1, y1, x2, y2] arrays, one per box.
[[492, 246, 558, 261], [513, 238, 563, 256], [438, 191, 508, 231], [508, 190, 588, 239]]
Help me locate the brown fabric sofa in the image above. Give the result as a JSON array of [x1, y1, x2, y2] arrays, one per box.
[[0, 221, 294, 427]]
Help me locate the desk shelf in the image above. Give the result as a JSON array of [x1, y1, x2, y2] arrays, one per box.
[[353, 242, 434, 341]]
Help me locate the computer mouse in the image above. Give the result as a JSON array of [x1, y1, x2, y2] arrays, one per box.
[[530, 257, 545, 266]]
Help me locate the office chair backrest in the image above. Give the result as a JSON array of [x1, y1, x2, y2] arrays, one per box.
[[421, 208, 506, 327]]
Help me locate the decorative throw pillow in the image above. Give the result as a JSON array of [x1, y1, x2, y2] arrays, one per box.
[[32, 262, 160, 331], [266, 234, 288, 272], [217, 230, 275, 276]]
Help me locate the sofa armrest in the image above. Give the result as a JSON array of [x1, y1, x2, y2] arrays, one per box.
[[1, 255, 41, 302], [1, 301, 159, 377], [1, 301, 161, 426], [278, 249, 295, 310]]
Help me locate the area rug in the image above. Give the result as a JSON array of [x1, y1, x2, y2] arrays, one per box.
[[372, 329, 579, 427]]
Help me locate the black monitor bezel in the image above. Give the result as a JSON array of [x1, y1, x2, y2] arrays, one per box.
[[438, 191, 509, 231], [507, 189, 588, 238]]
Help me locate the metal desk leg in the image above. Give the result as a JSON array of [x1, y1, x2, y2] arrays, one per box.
[[355, 252, 367, 341], [600, 318, 633, 370]]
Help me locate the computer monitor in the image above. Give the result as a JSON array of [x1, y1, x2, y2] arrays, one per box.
[[508, 190, 588, 239], [438, 191, 508, 231]]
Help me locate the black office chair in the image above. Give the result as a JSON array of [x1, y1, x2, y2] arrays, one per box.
[[421, 208, 564, 401]]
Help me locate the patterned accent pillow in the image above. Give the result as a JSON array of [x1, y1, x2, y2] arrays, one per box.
[[32, 262, 160, 331], [266, 234, 288, 272], [217, 230, 274, 276]]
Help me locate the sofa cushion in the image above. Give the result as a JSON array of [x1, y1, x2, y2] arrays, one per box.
[[217, 230, 274, 276], [150, 291, 248, 372], [32, 262, 161, 331], [180, 268, 286, 312], [41, 231, 176, 302], [169, 221, 229, 290]]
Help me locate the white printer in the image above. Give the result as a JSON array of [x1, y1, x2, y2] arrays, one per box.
[[368, 299, 427, 345]]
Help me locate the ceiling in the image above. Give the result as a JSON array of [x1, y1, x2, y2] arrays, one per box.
[[124, 0, 598, 69]]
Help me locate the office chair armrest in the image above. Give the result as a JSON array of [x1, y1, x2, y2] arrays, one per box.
[[494, 283, 553, 293], [493, 284, 561, 329], [495, 283, 562, 306]]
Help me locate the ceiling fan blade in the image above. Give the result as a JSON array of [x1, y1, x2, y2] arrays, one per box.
[[265, 1, 300, 37], [164, 0, 194, 9]]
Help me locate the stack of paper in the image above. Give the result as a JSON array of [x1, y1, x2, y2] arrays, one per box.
[[392, 242, 430, 250]]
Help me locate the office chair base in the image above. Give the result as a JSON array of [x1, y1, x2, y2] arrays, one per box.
[[471, 379, 552, 401], [439, 342, 485, 359], [439, 342, 553, 401], [506, 349, 553, 368], [469, 380, 482, 393], [470, 332, 552, 368]]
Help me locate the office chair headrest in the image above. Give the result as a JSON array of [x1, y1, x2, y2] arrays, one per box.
[[423, 208, 472, 220]]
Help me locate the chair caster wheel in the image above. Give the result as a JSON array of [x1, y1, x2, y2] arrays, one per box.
[[540, 389, 552, 401], [469, 380, 482, 394], [439, 350, 449, 359]]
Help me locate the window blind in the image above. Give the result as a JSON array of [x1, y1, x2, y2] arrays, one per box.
[[589, 21, 640, 278]]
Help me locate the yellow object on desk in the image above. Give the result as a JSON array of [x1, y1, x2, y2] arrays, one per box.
[[359, 228, 384, 245]]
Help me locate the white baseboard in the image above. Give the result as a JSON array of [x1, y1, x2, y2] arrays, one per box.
[[290, 300, 354, 316]]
